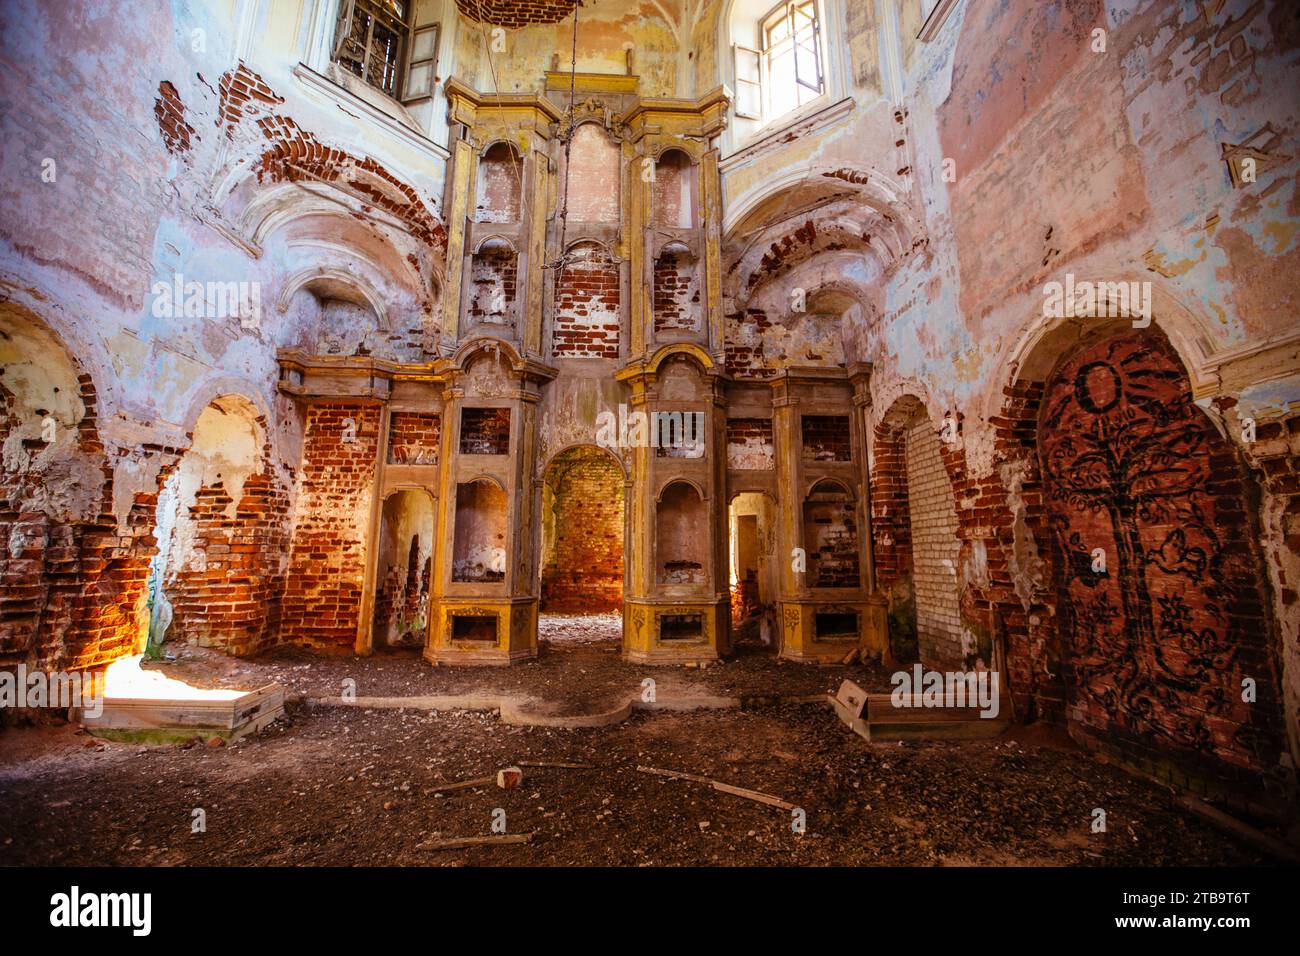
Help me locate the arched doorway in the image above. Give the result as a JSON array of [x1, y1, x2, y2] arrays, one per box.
[[1039, 329, 1287, 786], [870, 395, 962, 665], [370, 489, 434, 651], [538, 445, 625, 645], [149, 394, 287, 656], [0, 306, 148, 674], [728, 492, 778, 652]]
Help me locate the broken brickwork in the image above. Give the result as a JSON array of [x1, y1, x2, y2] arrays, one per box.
[[166, 469, 291, 657], [455, 0, 577, 28], [387, 413, 441, 466], [459, 407, 511, 455], [726, 418, 774, 470], [803, 483, 859, 589], [154, 81, 194, 156], [653, 248, 700, 333], [0, 353, 160, 682], [468, 243, 518, 328], [801, 415, 852, 462], [280, 404, 380, 651], [553, 243, 620, 358]]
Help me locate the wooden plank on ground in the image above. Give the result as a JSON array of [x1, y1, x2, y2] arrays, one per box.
[[637, 765, 797, 811], [417, 833, 534, 851]]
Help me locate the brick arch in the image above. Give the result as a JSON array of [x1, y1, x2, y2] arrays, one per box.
[[540, 445, 626, 612], [1038, 329, 1289, 799], [869, 394, 963, 666], [156, 393, 291, 657], [0, 306, 156, 678]]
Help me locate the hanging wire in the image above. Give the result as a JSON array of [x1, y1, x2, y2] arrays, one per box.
[[478, 15, 528, 218], [549, 0, 582, 274]]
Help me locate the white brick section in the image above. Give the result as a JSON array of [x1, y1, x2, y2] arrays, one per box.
[[904, 418, 963, 663]]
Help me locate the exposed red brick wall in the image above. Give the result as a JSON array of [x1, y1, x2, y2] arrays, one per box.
[[154, 81, 194, 155], [804, 487, 859, 589], [217, 62, 284, 129], [1038, 332, 1287, 794], [653, 249, 699, 333], [541, 447, 624, 611], [459, 407, 511, 454], [216, 63, 446, 259], [553, 243, 620, 358], [726, 418, 774, 470], [280, 404, 380, 651], [0, 372, 158, 680], [870, 415, 914, 593], [724, 309, 775, 378], [801, 415, 852, 461], [468, 244, 517, 327], [456, 0, 576, 28], [932, 382, 1061, 721], [166, 470, 291, 657], [387, 412, 441, 465]]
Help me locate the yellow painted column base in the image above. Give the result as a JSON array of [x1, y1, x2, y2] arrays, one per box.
[[425, 599, 538, 666], [778, 599, 884, 664], [622, 599, 727, 664]]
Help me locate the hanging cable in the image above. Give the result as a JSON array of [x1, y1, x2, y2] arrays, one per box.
[[551, 0, 582, 274]]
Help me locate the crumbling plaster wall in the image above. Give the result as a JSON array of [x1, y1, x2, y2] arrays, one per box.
[[707, 0, 1300, 775], [0, 0, 448, 664], [872, 0, 1300, 776]]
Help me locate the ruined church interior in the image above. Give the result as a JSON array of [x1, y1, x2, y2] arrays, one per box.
[[1, 0, 1299, 897]]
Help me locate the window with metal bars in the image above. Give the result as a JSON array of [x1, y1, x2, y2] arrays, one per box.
[[332, 0, 427, 100]]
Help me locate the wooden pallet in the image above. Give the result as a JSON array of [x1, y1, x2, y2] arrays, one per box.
[[83, 683, 285, 742], [828, 679, 1009, 742]]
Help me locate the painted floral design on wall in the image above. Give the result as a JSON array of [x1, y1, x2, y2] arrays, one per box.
[[1040, 333, 1283, 772]]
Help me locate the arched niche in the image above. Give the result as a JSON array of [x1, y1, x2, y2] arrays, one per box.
[[728, 491, 778, 644], [655, 480, 707, 586], [152, 394, 283, 655], [653, 149, 696, 228], [539, 445, 626, 613], [475, 142, 523, 224], [561, 123, 621, 223], [869, 394, 961, 664], [653, 241, 701, 335], [467, 237, 518, 331], [1037, 328, 1287, 784], [451, 477, 508, 583], [371, 489, 435, 649]]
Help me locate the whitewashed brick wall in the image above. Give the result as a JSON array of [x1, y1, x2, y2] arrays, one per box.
[[904, 418, 963, 664]]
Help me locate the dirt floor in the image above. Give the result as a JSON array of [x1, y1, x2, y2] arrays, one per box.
[[0, 619, 1276, 866], [0, 702, 1269, 866]]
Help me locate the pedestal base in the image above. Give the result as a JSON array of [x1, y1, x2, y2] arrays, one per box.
[[425, 599, 538, 666], [622, 599, 727, 664], [778, 597, 887, 663]]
